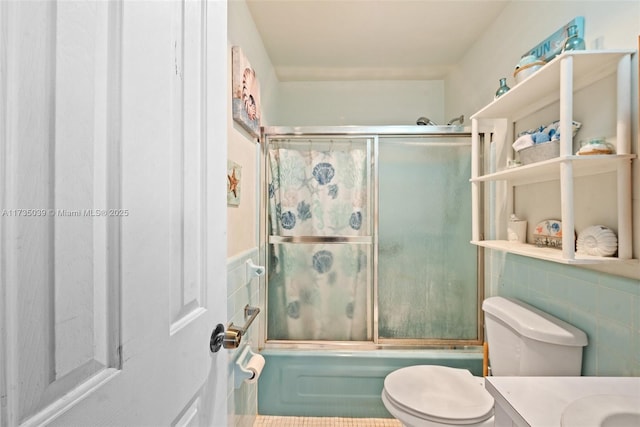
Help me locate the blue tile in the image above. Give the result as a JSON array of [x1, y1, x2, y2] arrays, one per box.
[[546, 272, 569, 302], [500, 283, 518, 299], [526, 290, 550, 312], [597, 286, 634, 327], [596, 348, 631, 376], [600, 274, 640, 296], [510, 281, 529, 301], [566, 277, 597, 313], [547, 299, 571, 321], [596, 317, 633, 375], [569, 307, 598, 339], [634, 329, 640, 365], [227, 296, 236, 320], [489, 257, 638, 377], [635, 295, 640, 332], [597, 317, 632, 352], [564, 265, 603, 283], [526, 265, 548, 294], [541, 260, 571, 276], [581, 350, 597, 375], [503, 258, 516, 283], [571, 308, 598, 375]]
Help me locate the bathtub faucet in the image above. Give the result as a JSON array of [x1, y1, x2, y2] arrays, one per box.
[[416, 115, 464, 126], [447, 115, 464, 126], [416, 117, 437, 126]]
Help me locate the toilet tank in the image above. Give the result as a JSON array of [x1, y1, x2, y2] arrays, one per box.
[[482, 297, 588, 376]]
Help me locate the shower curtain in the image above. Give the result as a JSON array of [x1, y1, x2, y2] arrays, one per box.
[[267, 140, 370, 341]]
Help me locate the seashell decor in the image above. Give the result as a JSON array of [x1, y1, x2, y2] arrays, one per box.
[[576, 225, 618, 257]]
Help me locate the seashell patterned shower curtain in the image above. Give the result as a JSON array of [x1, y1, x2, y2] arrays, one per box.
[[267, 140, 371, 341]]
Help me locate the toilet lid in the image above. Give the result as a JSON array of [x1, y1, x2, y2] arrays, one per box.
[[383, 365, 494, 425]]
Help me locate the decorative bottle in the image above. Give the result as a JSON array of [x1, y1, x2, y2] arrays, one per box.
[[563, 24, 585, 52], [494, 78, 510, 99]]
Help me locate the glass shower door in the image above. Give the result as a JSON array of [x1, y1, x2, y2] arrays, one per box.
[[266, 137, 374, 342], [377, 137, 478, 342]]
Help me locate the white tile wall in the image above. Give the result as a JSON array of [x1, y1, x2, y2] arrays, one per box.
[[227, 248, 261, 427]]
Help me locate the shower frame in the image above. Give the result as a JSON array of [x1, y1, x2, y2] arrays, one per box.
[[259, 126, 485, 350]]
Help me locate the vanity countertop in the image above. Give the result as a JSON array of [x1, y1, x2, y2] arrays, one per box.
[[485, 376, 640, 427]]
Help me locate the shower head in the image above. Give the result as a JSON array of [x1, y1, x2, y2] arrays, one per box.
[[447, 115, 464, 126], [416, 117, 437, 126]]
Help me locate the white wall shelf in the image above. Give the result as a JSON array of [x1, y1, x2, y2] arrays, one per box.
[[470, 154, 636, 186], [472, 50, 634, 122], [471, 240, 638, 265], [470, 50, 636, 265]]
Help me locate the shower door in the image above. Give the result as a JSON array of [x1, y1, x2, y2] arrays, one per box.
[[263, 129, 480, 346], [266, 137, 374, 342], [377, 137, 478, 343]]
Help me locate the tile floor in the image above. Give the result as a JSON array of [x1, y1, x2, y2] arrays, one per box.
[[253, 416, 401, 426]]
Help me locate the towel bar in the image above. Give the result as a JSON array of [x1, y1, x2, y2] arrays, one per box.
[[222, 305, 260, 350]]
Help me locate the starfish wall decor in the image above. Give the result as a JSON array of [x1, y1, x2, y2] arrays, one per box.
[[227, 160, 242, 206]]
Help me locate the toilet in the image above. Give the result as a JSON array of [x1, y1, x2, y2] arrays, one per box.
[[381, 296, 588, 426]]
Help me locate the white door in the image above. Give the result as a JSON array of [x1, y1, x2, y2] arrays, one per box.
[[0, 1, 228, 426]]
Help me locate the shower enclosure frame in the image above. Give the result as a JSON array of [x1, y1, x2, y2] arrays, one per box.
[[259, 125, 485, 350]]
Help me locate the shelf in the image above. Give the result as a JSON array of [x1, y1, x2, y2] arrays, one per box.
[[471, 49, 635, 266], [471, 50, 635, 121], [470, 154, 636, 186], [471, 240, 638, 265]]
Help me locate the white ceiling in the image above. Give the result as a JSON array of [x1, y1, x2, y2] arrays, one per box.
[[246, 0, 511, 81]]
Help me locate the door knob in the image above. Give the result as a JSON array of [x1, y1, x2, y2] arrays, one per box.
[[210, 323, 226, 353]]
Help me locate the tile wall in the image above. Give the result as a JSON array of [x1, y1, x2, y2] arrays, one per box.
[[487, 249, 640, 376], [227, 248, 261, 427]]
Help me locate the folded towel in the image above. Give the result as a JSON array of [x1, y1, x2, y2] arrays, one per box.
[[543, 122, 559, 140], [512, 134, 535, 152], [532, 131, 550, 143], [546, 120, 582, 141]]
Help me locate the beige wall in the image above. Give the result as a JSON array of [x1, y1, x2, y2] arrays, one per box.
[[446, 0, 640, 269], [276, 79, 445, 126], [227, 0, 279, 258], [226, 125, 258, 257], [445, 1, 639, 121]]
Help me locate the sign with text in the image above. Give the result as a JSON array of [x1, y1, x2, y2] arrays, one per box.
[[523, 16, 585, 62]]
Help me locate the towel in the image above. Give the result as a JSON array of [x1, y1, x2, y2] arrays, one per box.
[[512, 134, 534, 152]]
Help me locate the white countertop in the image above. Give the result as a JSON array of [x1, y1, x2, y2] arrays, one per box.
[[485, 376, 640, 427]]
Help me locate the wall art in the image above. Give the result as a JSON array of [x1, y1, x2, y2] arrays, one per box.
[[227, 160, 242, 206], [232, 46, 261, 138]]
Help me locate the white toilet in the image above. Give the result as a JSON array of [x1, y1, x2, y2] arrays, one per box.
[[381, 296, 588, 426]]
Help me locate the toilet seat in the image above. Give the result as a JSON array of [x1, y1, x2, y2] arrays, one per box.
[[382, 365, 494, 425]]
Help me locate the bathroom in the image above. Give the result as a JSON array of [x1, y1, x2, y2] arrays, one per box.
[[0, 1, 638, 426], [228, 0, 639, 426]]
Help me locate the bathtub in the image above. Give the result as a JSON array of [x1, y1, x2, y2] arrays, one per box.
[[257, 348, 483, 418]]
